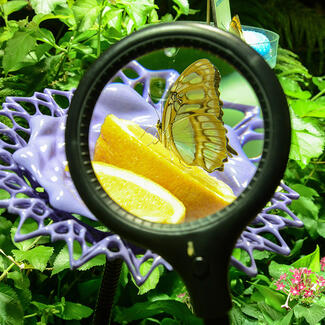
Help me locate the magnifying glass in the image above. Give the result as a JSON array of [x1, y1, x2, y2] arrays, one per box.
[[65, 22, 290, 324]]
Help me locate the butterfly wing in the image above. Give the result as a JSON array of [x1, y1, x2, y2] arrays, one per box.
[[160, 59, 237, 173], [229, 15, 245, 41]]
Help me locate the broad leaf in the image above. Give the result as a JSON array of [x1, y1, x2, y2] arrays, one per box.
[[312, 76, 325, 91], [290, 184, 319, 198], [55, 301, 93, 320], [289, 108, 325, 168], [279, 77, 311, 99], [102, 8, 123, 30], [131, 257, 163, 295], [253, 284, 286, 312], [294, 304, 325, 325], [52, 244, 105, 275], [72, 0, 99, 32], [30, 0, 66, 14], [124, 0, 156, 29], [0, 283, 24, 325], [291, 99, 325, 118], [273, 310, 293, 325], [3, 31, 36, 73], [172, 0, 189, 15], [292, 245, 320, 272], [290, 196, 319, 220], [2, 0, 28, 16], [230, 305, 259, 324], [114, 299, 202, 324], [268, 261, 292, 281], [12, 246, 53, 271]]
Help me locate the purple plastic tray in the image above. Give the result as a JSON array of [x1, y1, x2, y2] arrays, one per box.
[[0, 61, 303, 280]]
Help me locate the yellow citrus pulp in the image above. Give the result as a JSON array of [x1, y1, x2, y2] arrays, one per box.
[[92, 161, 185, 224], [94, 114, 236, 222]]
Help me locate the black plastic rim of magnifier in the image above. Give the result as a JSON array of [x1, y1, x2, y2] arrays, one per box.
[[66, 21, 290, 249]]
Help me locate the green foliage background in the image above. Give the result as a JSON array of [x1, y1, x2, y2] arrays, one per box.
[[0, 0, 324, 324]]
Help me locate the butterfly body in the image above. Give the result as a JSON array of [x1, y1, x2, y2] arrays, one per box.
[[157, 59, 237, 173]]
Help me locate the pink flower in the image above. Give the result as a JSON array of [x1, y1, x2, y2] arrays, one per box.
[[291, 277, 300, 285], [317, 276, 325, 287], [279, 273, 287, 280], [304, 290, 313, 298], [290, 286, 300, 296], [303, 268, 312, 275], [298, 283, 306, 291], [320, 257, 325, 271], [276, 282, 285, 290]]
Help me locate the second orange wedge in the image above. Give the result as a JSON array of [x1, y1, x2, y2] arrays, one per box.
[[94, 114, 236, 221]]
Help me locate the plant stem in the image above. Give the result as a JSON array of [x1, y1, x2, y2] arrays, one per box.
[[24, 313, 38, 319], [0, 262, 15, 281], [311, 88, 325, 101], [97, 6, 105, 58]]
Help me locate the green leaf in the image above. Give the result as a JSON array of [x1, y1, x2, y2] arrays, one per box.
[[317, 221, 325, 238], [253, 250, 271, 260], [7, 270, 30, 289], [293, 304, 325, 325], [273, 310, 293, 325], [161, 13, 173, 22], [289, 108, 325, 168], [34, 28, 56, 46], [55, 301, 93, 320], [312, 76, 325, 91], [161, 319, 180, 325], [52, 244, 105, 275], [132, 257, 163, 295], [230, 305, 259, 324], [114, 299, 202, 324], [172, 0, 189, 15], [12, 246, 53, 271], [15, 287, 32, 312], [258, 301, 285, 322], [269, 261, 292, 281], [3, 31, 36, 73], [290, 196, 319, 220], [124, 0, 157, 29], [30, 0, 66, 14], [32, 13, 70, 26], [2, 0, 28, 16], [290, 184, 319, 199], [0, 283, 24, 325], [240, 304, 264, 321], [292, 245, 320, 272], [291, 99, 325, 118], [253, 284, 286, 312], [298, 215, 318, 239], [72, 0, 99, 32], [279, 77, 311, 99], [102, 8, 123, 30]]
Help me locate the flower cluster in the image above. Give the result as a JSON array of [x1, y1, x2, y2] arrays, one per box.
[[274, 267, 325, 309], [320, 257, 325, 271]]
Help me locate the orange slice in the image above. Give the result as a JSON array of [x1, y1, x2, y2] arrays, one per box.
[[94, 114, 236, 221], [92, 162, 185, 224]]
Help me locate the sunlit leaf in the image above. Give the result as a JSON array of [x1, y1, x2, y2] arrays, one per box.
[[292, 245, 320, 272], [30, 0, 66, 14], [2, 0, 28, 16]]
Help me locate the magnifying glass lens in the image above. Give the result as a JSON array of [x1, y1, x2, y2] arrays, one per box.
[[88, 47, 264, 224]]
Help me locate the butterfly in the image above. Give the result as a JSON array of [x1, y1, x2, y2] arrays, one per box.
[[157, 59, 237, 173], [229, 15, 245, 41]]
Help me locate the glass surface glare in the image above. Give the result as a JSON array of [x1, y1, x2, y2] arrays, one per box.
[[88, 47, 264, 224]]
